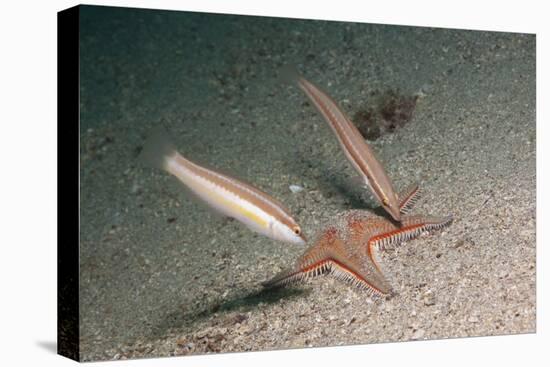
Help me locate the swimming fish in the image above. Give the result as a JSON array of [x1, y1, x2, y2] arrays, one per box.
[[139, 127, 306, 245], [284, 69, 402, 222]]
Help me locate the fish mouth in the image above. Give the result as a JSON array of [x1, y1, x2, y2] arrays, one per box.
[[386, 206, 402, 222], [294, 233, 307, 245]]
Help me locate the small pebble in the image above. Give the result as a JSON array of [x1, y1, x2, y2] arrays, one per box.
[[195, 327, 213, 339], [519, 229, 532, 238], [412, 329, 425, 339], [289, 184, 304, 193], [423, 290, 436, 306]]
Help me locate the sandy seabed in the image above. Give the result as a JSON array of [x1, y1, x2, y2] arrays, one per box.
[[78, 6, 535, 361]]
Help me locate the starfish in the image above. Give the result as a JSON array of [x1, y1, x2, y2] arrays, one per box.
[[262, 184, 453, 298]]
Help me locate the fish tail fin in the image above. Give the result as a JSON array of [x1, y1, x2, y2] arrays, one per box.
[[278, 64, 302, 86], [138, 127, 178, 171]]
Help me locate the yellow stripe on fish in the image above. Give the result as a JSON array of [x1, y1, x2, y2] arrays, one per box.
[[139, 127, 305, 245]]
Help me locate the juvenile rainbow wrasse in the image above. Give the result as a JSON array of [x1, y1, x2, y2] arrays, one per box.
[[139, 128, 306, 245]]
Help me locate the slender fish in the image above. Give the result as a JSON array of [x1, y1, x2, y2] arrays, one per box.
[[285, 69, 402, 222], [139, 128, 306, 245]]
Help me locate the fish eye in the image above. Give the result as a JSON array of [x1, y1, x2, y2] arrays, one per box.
[[293, 227, 301, 235], [382, 198, 389, 206]]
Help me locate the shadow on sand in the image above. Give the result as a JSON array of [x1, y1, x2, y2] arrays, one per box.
[[150, 286, 309, 340]]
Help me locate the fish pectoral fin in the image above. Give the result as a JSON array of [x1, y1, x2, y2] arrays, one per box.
[[138, 126, 178, 171], [348, 175, 369, 189]]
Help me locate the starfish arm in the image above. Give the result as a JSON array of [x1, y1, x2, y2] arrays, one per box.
[[262, 230, 335, 289], [263, 226, 393, 297], [261, 259, 331, 289], [368, 214, 453, 251], [262, 248, 392, 297], [329, 243, 393, 296], [397, 182, 421, 214], [263, 209, 453, 297]]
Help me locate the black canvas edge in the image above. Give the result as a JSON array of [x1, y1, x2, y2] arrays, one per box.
[[57, 4, 80, 362]]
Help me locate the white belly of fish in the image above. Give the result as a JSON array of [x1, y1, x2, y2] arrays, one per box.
[[166, 158, 274, 237]]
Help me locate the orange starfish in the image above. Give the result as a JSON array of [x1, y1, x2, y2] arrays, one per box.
[[262, 184, 452, 298]]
